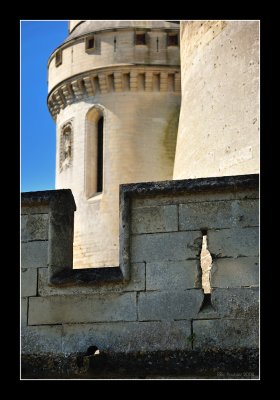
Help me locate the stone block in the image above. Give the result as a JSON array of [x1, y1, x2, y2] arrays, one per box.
[[131, 189, 259, 209], [138, 290, 203, 321], [211, 287, 259, 318], [207, 227, 259, 258], [38, 263, 145, 296], [211, 257, 259, 288], [62, 320, 192, 354], [231, 199, 259, 227], [179, 201, 232, 231], [131, 205, 178, 234], [21, 268, 37, 297], [28, 293, 137, 325], [21, 325, 63, 354], [21, 298, 28, 327], [48, 209, 74, 275], [21, 214, 49, 242], [21, 204, 49, 215], [21, 241, 48, 269], [131, 231, 202, 263], [193, 318, 259, 349], [146, 260, 200, 290]]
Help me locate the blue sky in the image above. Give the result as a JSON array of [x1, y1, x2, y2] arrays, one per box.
[[21, 21, 68, 192]]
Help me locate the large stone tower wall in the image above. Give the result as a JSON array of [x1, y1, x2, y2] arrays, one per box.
[[173, 21, 259, 179], [48, 21, 180, 268]]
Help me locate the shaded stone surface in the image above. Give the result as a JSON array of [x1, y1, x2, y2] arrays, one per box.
[[146, 260, 200, 290], [21, 349, 259, 379], [131, 205, 178, 234], [62, 320, 192, 354], [38, 263, 145, 295], [138, 290, 203, 321], [207, 227, 259, 258], [193, 318, 259, 349], [131, 231, 202, 262], [21, 241, 48, 269], [211, 257, 259, 288], [21, 325, 63, 354], [21, 214, 49, 242], [21, 268, 37, 297], [29, 292, 137, 325], [211, 287, 259, 318]]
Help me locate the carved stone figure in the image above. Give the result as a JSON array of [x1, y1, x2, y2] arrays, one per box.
[[61, 126, 72, 169]]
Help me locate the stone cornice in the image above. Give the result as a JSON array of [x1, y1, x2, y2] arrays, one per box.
[[47, 65, 181, 119]]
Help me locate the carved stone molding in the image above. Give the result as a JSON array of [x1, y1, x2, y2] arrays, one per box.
[[48, 65, 181, 119]]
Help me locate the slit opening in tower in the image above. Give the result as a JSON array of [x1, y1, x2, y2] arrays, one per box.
[[97, 116, 104, 193], [200, 230, 212, 294], [85, 107, 104, 199]]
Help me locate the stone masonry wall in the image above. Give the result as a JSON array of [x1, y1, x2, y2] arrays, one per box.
[[173, 21, 259, 179], [21, 175, 259, 376]]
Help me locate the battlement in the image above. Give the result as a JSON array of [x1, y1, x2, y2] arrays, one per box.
[[21, 174, 259, 378], [48, 22, 180, 93]]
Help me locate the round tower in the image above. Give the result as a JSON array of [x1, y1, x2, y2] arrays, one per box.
[[47, 20, 181, 268], [173, 20, 259, 180]]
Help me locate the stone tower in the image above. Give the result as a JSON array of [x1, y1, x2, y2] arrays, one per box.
[[47, 20, 181, 268], [173, 21, 259, 179]]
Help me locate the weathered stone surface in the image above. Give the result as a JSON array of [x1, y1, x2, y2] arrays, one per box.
[[207, 227, 259, 258], [211, 287, 259, 318], [29, 293, 137, 325], [179, 201, 233, 231], [21, 298, 28, 327], [146, 260, 200, 290], [21, 189, 76, 211], [132, 188, 259, 208], [21, 241, 48, 269], [21, 325, 63, 354], [21, 204, 49, 215], [21, 349, 259, 379], [123, 175, 259, 199], [211, 257, 259, 288], [21, 268, 37, 297], [38, 263, 145, 296], [49, 266, 123, 286], [138, 290, 203, 321], [230, 199, 259, 227], [62, 320, 192, 354], [195, 305, 219, 320], [173, 21, 259, 180], [48, 209, 74, 276], [179, 199, 258, 231], [21, 214, 49, 242], [131, 205, 178, 234], [131, 231, 202, 262], [193, 318, 259, 349]]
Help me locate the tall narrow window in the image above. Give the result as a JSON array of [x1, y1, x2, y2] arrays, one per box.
[[85, 107, 104, 198], [97, 117, 103, 193]]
